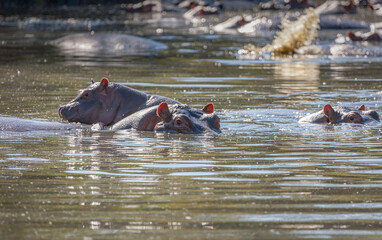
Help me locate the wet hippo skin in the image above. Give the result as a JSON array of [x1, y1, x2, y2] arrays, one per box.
[[299, 104, 380, 124], [59, 78, 179, 126], [108, 102, 221, 134]]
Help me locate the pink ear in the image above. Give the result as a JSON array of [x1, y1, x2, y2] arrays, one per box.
[[348, 32, 355, 39], [101, 78, 109, 88], [157, 102, 171, 120], [359, 104, 365, 111], [202, 103, 214, 114], [323, 104, 333, 116]]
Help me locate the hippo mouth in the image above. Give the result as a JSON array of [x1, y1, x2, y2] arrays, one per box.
[[58, 106, 68, 121], [58, 105, 82, 123]]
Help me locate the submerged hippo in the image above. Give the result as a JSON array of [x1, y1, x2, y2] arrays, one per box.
[[315, 0, 357, 15], [259, 0, 313, 11], [213, 15, 252, 34], [296, 43, 382, 57], [237, 14, 368, 39], [0, 115, 84, 132], [97, 102, 220, 134], [59, 78, 179, 126], [299, 104, 380, 124], [348, 31, 382, 42], [51, 33, 167, 56]]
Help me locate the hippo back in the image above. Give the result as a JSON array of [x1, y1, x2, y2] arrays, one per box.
[[52, 33, 167, 56], [0, 115, 82, 132]]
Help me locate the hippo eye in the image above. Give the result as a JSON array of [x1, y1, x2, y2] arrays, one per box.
[[81, 91, 92, 100], [347, 113, 362, 123], [174, 116, 191, 128]]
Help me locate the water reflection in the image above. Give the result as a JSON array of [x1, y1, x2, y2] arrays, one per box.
[[272, 62, 320, 96], [274, 61, 320, 81]]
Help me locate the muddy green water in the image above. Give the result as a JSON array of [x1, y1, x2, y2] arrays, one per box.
[[1, 17, 382, 240]]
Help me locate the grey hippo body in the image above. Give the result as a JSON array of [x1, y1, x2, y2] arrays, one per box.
[[299, 104, 380, 124], [96, 102, 221, 134], [51, 33, 167, 56], [0, 115, 83, 132], [59, 78, 180, 126]]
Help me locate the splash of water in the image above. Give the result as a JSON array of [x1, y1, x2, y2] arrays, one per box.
[[243, 8, 319, 56]]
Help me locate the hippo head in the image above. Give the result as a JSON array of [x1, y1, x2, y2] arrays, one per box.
[[358, 105, 380, 122], [154, 102, 221, 134], [59, 78, 119, 125], [324, 104, 379, 124]]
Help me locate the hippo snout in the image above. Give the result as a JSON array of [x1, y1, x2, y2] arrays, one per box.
[[58, 106, 67, 120], [59, 104, 78, 121]]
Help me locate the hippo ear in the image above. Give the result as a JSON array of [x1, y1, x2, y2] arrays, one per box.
[[323, 104, 334, 117], [157, 102, 171, 120], [202, 103, 214, 114], [348, 32, 356, 41], [101, 78, 109, 89], [91, 79, 95, 84], [358, 105, 365, 111]]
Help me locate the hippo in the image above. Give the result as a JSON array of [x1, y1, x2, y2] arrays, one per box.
[[153, 102, 221, 134], [51, 33, 167, 56], [296, 43, 382, 56], [237, 13, 368, 39], [0, 115, 83, 132], [125, 0, 162, 13], [347, 31, 382, 41], [299, 104, 380, 124], [92, 102, 221, 134], [59, 78, 179, 126], [183, 5, 219, 19], [177, 0, 221, 10], [259, 0, 313, 11], [177, 0, 206, 9], [213, 15, 252, 34], [315, 0, 357, 15]]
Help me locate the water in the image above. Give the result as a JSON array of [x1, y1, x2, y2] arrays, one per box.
[[1, 10, 382, 240]]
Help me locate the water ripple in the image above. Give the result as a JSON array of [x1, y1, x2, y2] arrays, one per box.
[[65, 170, 159, 177]]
